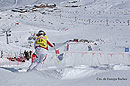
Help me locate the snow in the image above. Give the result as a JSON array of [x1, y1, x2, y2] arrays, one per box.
[[0, 0, 130, 86], [113, 64, 130, 70]]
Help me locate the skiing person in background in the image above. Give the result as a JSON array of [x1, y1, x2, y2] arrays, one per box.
[[27, 30, 54, 72], [29, 50, 32, 59], [26, 51, 30, 60], [88, 45, 92, 51], [24, 50, 28, 60]]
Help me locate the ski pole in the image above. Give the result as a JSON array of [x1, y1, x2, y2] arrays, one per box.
[[53, 47, 59, 64]]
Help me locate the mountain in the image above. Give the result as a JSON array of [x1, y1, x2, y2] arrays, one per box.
[[0, 0, 65, 11]]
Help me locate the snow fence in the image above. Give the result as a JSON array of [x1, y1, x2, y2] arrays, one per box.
[[62, 51, 130, 66]]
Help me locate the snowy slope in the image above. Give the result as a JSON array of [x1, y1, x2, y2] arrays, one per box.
[[0, 0, 130, 64], [0, 64, 130, 86], [0, 0, 130, 86], [111, 2, 130, 9]]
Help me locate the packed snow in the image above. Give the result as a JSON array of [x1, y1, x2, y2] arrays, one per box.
[[0, 0, 130, 86]]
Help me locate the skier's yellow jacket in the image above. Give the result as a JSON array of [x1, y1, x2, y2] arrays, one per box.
[[34, 36, 53, 50]]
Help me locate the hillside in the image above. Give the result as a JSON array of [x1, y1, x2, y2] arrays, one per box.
[[0, 0, 130, 86]]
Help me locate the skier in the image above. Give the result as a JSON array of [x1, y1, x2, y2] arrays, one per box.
[[88, 45, 92, 51], [27, 30, 54, 72]]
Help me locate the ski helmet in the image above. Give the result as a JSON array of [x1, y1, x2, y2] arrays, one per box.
[[36, 30, 46, 36]]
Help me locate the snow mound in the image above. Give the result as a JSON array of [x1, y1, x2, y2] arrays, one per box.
[[61, 65, 101, 79], [113, 64, 130, 70]]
